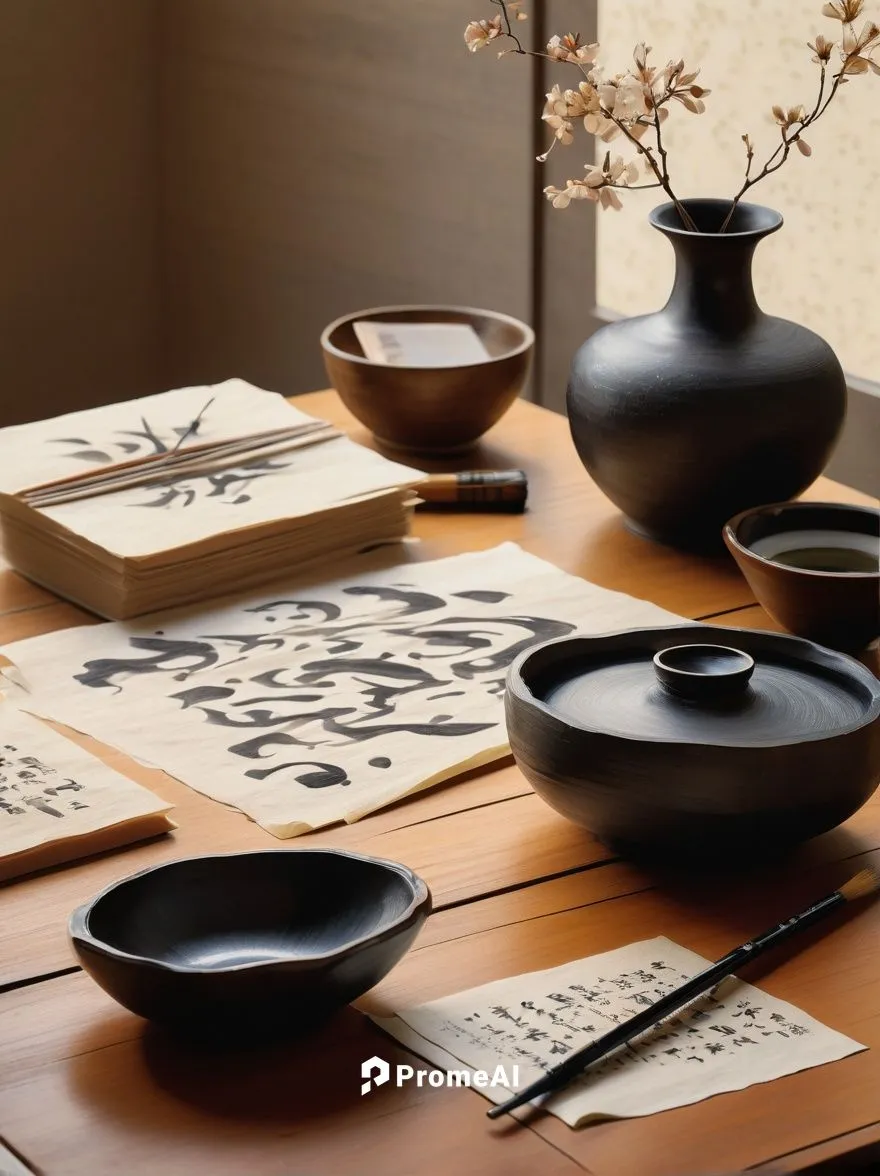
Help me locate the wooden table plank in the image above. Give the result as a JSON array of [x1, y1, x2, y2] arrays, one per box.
[[754, 1121, 880, 1172], [415, 806, 880, 952], [0, 601, 96, 644], [3, 851, 879, 1176], [0, 976, 585, 1176], [0, 567, 56, 618]]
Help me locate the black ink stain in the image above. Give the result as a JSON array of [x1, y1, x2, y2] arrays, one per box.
[[369, 756, 391, 769]]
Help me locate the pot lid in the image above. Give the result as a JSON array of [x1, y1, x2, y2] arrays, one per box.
[[525, 625, 880, 747]]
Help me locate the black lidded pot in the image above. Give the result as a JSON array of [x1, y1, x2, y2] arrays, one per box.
[[505, 625, 880, 863]]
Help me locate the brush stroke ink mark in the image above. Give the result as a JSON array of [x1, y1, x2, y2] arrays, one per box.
[[50, 411, 289, 508], [245, 761, 351, 788], [74, 636, 225, 692], [51, 413, 186, 465], [453, 590, 511, 603], [134, 458, 291, 510]]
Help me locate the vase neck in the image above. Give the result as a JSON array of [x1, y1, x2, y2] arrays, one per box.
[[664, 236, 761, 334]]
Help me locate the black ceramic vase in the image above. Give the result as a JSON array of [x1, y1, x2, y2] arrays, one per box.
[[567, 199, 847, 550]]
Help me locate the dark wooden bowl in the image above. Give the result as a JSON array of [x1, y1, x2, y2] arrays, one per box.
[[69, 849, 431, 1036], [320, 305, 534, 454], [505, 624, 880, 862], [724, 501, 880, 650]]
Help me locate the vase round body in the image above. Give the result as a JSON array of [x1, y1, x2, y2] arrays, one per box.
[[567, 200, 847, 549]]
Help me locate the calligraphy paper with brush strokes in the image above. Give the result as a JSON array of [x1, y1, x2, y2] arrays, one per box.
[[0, 378, 422, 556], [0, 544, 684, 836], [373, 937, 865, 1127], [0, 378, 302, 494]]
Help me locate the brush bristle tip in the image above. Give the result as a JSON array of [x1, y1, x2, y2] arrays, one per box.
[[839, 868, 880, 902]]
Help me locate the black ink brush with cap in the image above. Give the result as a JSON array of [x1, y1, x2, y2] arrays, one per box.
[[416, 470, 528, 513]]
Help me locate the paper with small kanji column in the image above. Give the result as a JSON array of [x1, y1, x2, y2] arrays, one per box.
[[373, 936, 864, 1126], [0, 704, 174, 881]]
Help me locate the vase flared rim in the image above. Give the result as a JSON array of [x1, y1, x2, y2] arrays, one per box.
[[650, 199, 783, 240]]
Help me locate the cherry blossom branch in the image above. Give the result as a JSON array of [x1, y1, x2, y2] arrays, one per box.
[[810, 63, 829, 117], [471, 2, 699, 222], [602, 108, 698, 230], [721, 16, 879, 230], [490, 0, 525, 53], [652, 112, 672, 185], [467, 0, 880, 232], [648, 108, 699, 228]]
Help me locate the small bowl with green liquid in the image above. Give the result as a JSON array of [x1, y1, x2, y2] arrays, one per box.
[[724, 502, 880, 650]]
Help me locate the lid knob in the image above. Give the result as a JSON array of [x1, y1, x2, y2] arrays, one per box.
[[653, 643, 755, 703]]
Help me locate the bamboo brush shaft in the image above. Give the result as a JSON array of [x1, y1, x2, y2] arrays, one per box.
[[417, 470, 528, 512]]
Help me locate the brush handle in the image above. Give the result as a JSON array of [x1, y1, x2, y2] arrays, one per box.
[[416, 471, 528, 513], [487, 890, 845, 1119]]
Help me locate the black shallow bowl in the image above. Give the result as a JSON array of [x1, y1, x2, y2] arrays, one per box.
[[69, 849, 431, 1035], [505, 625, 880, 862]]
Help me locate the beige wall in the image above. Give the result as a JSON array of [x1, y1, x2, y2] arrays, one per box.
[[160, 0, 536, 397], [0, 1, 536, 420], [594, 0, 880, 388], [0, 0, 160, 426]]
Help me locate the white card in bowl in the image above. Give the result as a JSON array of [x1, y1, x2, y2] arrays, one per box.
[[353, 321, 491, 367]]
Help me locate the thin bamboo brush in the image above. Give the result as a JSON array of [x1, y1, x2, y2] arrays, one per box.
[[487, 867, 880, 1121], [20, 422, 341, 508]]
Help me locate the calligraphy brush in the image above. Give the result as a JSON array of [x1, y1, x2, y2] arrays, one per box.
[[487, 866, 880, 1120]]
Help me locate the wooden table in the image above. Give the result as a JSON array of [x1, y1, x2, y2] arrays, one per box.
[[1, 392, 878, 1176]]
